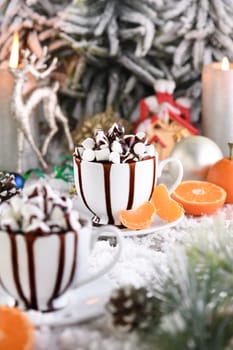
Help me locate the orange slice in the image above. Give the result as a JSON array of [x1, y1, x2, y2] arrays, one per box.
[[119, 201, 155, 230], [0, 306, 35, 350], [150, 184, 184, 222], [171, 180, 226, 216]]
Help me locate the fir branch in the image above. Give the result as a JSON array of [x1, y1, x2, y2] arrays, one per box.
[[61, 12, 100, 27], [196, 0, 209, 30], [59, 21, 95, 36], [192, 39, 206, 71], [118, 55, 155, 85], [128, 54, 164, 78], [162, 0, 190, 20], [124, 0, 158, 24], [94, 0, 115, 37], [185, 20, 215, 40], [171, 63, 192, 80], [135, 219, 233, 350], [106, 68, 121, 107], [215, 30, 233, 55], [173, 39, 192, 66], [120, 7, 155, 56], [107, 16, 119, 56]]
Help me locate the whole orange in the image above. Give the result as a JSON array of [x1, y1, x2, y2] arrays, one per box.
[[207, 143, 233, 203]]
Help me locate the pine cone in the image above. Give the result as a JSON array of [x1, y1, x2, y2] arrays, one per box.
[[105, 285, 161, 332], [0, 173, 20, 203]]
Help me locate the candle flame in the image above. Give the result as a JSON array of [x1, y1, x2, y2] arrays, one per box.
[[221, 56, 230, 71], [9, 32, 19, 69]]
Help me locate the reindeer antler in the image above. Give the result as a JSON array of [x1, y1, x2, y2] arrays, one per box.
[[22, 46, 58, 80]]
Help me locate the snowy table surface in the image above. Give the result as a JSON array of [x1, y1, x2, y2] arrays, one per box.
[[2, 177, 233, 350]]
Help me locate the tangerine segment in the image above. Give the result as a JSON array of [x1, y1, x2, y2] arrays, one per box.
[[150, 184, 184, 222], [0, 306, 35, 350], [119, 201, 155, 230], [171, 181, 226, 216]]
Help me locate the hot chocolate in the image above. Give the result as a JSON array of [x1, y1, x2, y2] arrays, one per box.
[[0, 183, 122, 311], [73, 123, 183, 226]]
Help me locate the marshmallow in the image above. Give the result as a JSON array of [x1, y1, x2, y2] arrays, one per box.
[[1, 205, 20, 231], [136, 131, 147, 142], [82, 137, 95, 149], [48, 206, 68, 231], [82, 149, 95, 162], [134, 142, 146, 156], [25, 221, 50, 234], [108, 122, 124, 139], [109, 151, 120, 163], [124, 135, 135, 148], [111, 140, 123, 154], [95, 129, 105, 137], [95, 148, 110, 162], [95, 134, 109, 149], [122, 153, 134, 163]]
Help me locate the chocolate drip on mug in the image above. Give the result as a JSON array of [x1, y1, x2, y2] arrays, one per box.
[[126, 162, 136, 210], [75, 158, 96, 218], [103, 163, 114, 224], [26, 235, 38, 310], [10, 234, 30, 308], [149, 157, 156, 200], [10, 234, 39, 310]]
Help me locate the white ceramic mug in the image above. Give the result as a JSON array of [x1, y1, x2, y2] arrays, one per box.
[[73, 154, 183, 225], [0, 222, 122, 312]]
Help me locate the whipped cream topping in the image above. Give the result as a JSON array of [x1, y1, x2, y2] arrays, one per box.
[[74, 123, 155, 163], [0, 184, 88, 234]]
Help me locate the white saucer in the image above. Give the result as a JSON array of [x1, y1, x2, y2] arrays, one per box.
[[74, 197, 184, 237], [0, 277, 114, 327], [121, 214, 184, 237]]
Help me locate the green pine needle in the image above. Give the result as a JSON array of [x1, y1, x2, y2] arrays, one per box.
[[137, 218, 233, 350]]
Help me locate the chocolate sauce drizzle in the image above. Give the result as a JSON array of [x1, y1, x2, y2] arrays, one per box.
[[11, 235, 29, 308], [126, 162, 136, 210], [149, 157, 156, 200], [7, 231, 78, 311], [75, 158, 96, 218], [103, 163, 114, 224]]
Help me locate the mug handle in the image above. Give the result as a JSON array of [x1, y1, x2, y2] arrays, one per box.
[[77, 225, 123, 287], [157, 157, 183, 194]]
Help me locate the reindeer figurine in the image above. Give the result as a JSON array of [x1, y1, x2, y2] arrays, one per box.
[[10, 47, 74, 173]]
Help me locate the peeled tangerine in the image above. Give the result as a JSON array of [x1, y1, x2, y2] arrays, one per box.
[[150, 184, 184, 222], [119, 201, 155, 230], [119, 184, 184, 229], [207, 142, 233, 203]]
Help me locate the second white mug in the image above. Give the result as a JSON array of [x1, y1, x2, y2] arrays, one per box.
[[0, 222, 122, 312]]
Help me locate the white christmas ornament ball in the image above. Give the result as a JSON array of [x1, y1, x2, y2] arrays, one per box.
[[169, 136, 223, 181]]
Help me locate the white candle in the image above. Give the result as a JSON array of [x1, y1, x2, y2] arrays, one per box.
[[0, 70, 19, 171], [0, 32, 39, 172], [202, 57, 233, 156]]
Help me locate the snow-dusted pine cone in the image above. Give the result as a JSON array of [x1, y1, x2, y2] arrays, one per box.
[[105, 285, 161, 332], [0, 173, 20, 203]]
